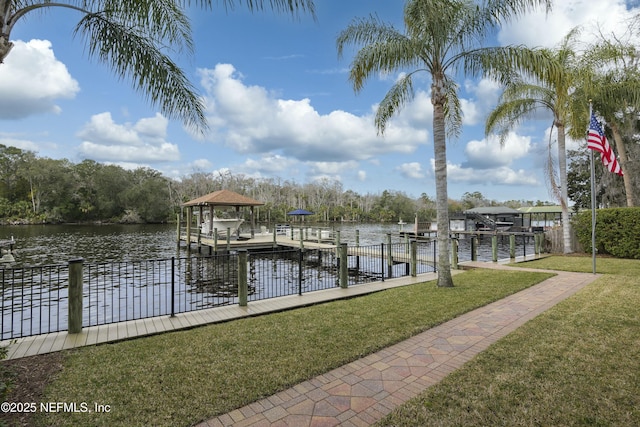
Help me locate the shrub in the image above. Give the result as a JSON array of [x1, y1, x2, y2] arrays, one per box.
[[573, 207, 640, 259]]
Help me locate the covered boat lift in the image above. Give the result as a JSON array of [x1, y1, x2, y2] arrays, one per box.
[[182, 190, 265, 239]]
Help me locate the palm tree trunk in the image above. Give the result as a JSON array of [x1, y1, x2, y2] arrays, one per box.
[[611, 126, 635, 207], [432, 97, 453, 288], [557, 125, 572, 253]]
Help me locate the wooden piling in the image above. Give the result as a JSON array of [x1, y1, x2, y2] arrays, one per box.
[[68, 258, 83, 334], [238, 250, 248, 307]]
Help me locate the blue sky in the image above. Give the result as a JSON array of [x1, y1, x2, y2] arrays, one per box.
[[1, 0, 638, 203]]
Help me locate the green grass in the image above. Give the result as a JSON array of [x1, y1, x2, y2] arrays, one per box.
[[378, 256, 640, 426], [34, 269, 552, 427], [514, 254, 640, 276]]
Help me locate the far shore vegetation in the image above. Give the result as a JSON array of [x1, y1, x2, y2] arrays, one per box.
[[0, 144, 613, 227]]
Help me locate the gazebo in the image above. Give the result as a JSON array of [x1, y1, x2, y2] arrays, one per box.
[[182, 190, 264, 238]]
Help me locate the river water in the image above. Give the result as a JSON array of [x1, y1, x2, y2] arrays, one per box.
[[1, 223, 417, 267], [1, 222, 535, 266]]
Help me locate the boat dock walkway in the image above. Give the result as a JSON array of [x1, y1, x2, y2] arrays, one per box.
[[181, 233, 338, 252], [182, 233, 435, 265]]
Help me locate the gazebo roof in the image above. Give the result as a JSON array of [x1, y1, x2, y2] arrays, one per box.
[[183, 190, 264, 207]]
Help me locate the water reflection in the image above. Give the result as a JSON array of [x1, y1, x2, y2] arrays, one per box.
[[1, 224, 179, 267]]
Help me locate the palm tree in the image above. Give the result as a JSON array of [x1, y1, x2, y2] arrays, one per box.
[[572, 36, 640, 207], [486, 28, 586, 254], [0, 0, 315, 132], [337, 0, 552, 287]]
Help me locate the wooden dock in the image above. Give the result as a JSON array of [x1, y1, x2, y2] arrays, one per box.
[[180, 232, 337, 252], [179, 232, 436, 269]]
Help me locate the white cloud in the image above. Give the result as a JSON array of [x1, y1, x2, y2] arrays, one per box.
[[241, 154, 300, 176], [396, 162, 426, 179], [189, 159, 214, 171], [76, 112, 179, 163], [430, 159, 539, 187], [0, 136, 40, 152], [308, 161, 359, 176], [464, 133, 532, 169], [0, 39, 79, 119], [197, 63, 430, 163], [498, 0, 639, 48]]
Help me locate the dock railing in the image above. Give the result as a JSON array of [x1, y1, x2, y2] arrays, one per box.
[[0, 240, 438, 341], [1, 230, 544, 341]]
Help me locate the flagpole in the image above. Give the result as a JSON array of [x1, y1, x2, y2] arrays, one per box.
[[588, 102, 597, 274]]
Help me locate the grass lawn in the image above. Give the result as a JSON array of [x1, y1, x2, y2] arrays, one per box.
[[12, 268, 553, 427], [378, 256, 640, 426]]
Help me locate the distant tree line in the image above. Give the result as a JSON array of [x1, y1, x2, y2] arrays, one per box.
[[1, 144, 563, 225]]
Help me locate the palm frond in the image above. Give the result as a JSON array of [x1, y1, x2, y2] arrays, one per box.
[[442, 76, 462, 139], [337, 15, 416, 93], [194, 0, 316, 18], [102, 0, 195, 54], [75, 12, 207, 132], [375, 73, 415, 135], [485, 97, 542, 145], [483, 0, 552, 25]]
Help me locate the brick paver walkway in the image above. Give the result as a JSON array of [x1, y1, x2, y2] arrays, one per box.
[[196, 264, 600, 426]]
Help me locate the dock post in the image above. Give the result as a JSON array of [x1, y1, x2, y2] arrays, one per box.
[[410, 240, 417, 277], [273, 227, 277, 248], [380, 243, 385, 282], [509, 234, 516, 259], [214, 228, 218, 253], [238, 250, 248, 307], [339, 243, 348, 289], [176, 213, 181, 244], [299, 227, 304, 250], [451, 239, 458, 269], [471, 235, 478, 261], [536, 233, 544, 255], [355, 230, 360, 247], [386, 233, 393, 279], [226, 228, 231, 252], [492, 235, 498, 262], [68, 258, 84, 334], [186, 207, 192, 248]]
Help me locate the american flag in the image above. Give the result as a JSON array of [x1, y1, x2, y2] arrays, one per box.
[[588, 113, 623, 176]]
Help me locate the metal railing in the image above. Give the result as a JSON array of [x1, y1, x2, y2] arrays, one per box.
[[1, 239, 439, 340]]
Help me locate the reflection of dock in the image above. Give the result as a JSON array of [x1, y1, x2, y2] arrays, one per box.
[[0, 238, 16, 263]]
